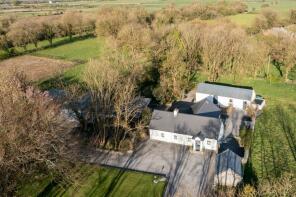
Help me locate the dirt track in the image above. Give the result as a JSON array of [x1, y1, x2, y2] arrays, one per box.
[[0, 55, 75, 81]]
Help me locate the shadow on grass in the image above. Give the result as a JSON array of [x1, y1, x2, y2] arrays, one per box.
[[0, 34, 95, 61], [38, 74, 83, 91], [243, 159, 258, 186], [253, 105, 296, 184], [276, 105, 296, 162], [37, 181, 65, 197]]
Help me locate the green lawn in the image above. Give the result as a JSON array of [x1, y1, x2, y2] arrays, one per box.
[[17, 165, 166, 197], [34, 37, 104, 62], [250, 104, 296, 182], [226, 13, 258, 27]]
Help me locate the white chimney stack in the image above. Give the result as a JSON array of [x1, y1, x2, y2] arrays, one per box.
[[173, 108, 179, 117]]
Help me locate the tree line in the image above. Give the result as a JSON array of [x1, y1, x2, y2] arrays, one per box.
[[92, 5, 296, 105], [0, 11, 95, 54]]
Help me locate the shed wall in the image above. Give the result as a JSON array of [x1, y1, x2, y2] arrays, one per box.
[[214, 169, 243, 187]]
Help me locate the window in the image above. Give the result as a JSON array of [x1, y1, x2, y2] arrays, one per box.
[[188, 138, 192, 142], [174, 135, 177, 140], [213, 96, 218, 104], [243, 101, 247, 109], [207, 140, 211, 145], [229, 99, 233, 103], [161, 133, 165, 138]]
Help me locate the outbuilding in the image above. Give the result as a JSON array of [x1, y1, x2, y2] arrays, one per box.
[[196, 83, 256, 110], [215, 149, 243, 187]]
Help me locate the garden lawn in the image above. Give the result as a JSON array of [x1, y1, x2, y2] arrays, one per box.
[[34, 37, 104, 62], [17, 165, 166, 197]]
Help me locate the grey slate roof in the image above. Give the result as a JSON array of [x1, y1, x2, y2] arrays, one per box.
[[219, 136, 244, 157], [149, 109, 221, 139], [216, 149, 243, 176], [191, 99, 221, 118], [170, 99, 221, 118], [197, 83, 254, 101]]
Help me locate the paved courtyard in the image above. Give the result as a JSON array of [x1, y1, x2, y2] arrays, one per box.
[[77, 140, 216, 197]]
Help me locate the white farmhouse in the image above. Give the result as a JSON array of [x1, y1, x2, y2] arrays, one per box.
[[149, 99, 224, 152], [196, 83, 256, 110]]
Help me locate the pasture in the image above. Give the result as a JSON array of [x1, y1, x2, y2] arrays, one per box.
[[34, 37, 104, 62], [17, 165, 166, 197]]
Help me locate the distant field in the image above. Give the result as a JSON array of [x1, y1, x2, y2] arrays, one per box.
[[17, 165, 166, 197], [2, 0, 295, 17]]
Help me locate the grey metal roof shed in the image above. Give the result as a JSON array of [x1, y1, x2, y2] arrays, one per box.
[[197, 83, 254, 101], [216, 149, 243, 176]]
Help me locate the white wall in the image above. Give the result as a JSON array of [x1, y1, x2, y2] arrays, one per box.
[[196, 93, 212, 102], [149, 129, 193, 146], [214, 169, 242, 187], [203, 138, 218, 151], [196, 93, 251, 110], [217, 95, 251, 110]]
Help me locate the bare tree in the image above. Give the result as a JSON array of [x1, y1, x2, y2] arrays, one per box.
[[40, 16, 59, 46], [0, 71, 71, 196], [262, 8, 279, 28], [154, 48, 190, 103], [7, 20, 30, 50], [0, 34, 13, 54], [60, 11, 83, 40], [84, 57, 146, 150], [96, 7, 128, 37], [201, 23, 248, 81], [290, 9, 296, 24]]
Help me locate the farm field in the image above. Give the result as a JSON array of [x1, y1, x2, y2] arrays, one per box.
[[2, 0, 296, 18], [226, 13, 258, 27], [0, 55, 75, 81], [34, 37, 104, 62], [17, 164, 166, 197]]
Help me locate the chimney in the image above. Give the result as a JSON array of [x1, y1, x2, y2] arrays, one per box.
[[173, 108, 179, 117]]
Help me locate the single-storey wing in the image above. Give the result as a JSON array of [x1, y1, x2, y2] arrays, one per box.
[[149, 99, 224, 151]]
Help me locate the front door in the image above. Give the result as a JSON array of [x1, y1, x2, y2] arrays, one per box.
[[194, 139, 201, 151]]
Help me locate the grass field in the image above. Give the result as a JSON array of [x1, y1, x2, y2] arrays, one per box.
[[226, 13, 258, 27], [17, 165, 166, 197], [250, 104, 296, 181], [34, 37, 104, 62]]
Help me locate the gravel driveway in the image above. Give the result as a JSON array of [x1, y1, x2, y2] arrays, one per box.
[[77, 140, 216, 197]]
